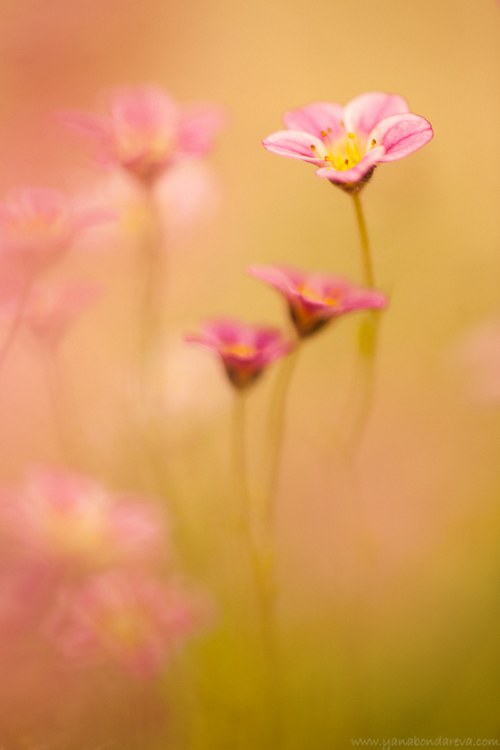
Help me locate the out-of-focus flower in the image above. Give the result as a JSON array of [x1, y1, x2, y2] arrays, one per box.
[[65, 85, 224, 186], [249, 265, 387, 338], [49, 571, 197, 679], [454, 318, 500, 404], [0, 186, 112, 282], [186, 319, 293, 390], [263, 92, 433, 193], [17, 280, 101, 350], [0, 468, 165, 571]]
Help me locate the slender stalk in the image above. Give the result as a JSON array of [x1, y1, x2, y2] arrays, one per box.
[[232, 392, 282, 745], [0, 280, 31, 371], [352, 192, 375, 288], [137, 189, 166, 371], [347, 193, 381, 449], [265, 348, 300, 531]]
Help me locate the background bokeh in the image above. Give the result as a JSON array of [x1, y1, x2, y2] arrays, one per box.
[[0, 0, 499, 747]]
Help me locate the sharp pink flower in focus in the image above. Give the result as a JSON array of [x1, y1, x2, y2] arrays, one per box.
[[0, 186, 112, 283], [49, 571, 197, 679], [65, 85, 225, 186], [263, 92, 433, 192], [185, 319, 293, 390], [249, 265, 387, 338], [0, 468, 166, 571]]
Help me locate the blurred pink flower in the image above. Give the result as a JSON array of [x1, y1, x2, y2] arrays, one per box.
[[249, 265, 387, 337], [455, 318, 500, 404], [263, 92, 433, 192], [0, 468, 166, 571], [49, 571, 196, 679], [186, 319, 293, 389], [0, 560, 58, 639], [18, 279, 101, 350], [0, 186, 112, 282], [65, 85, 224, 186]]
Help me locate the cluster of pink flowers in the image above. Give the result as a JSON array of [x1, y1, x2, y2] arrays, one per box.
[[186, 268, 387, 389], [0, 86, 225, 365], [0, 86, 224, 721], [0, 467, 197, 680], [0, 82, 435, 745], [186, 91, 433, 390]]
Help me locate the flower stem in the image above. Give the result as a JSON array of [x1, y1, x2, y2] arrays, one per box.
[[348, 193, 380, 448], [137, 189, 166, 371], [0, 280, 31, 372], [352, 192, 375, 288], [266, 348, 300, 531], [232, 392, 282, 745]]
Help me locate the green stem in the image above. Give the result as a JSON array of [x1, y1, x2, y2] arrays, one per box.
[[348, 193, 381, 449], [266, 348, 300, 531], [137, 189, 165, 370], [352, 192, 375, 288], [232, 392, 282, 745]]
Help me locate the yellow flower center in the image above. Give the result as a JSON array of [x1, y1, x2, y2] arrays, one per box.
[[299, 285, 342, 307], [310, 131, 378, 171], [102, 609, 147, 649], [224, 342, 256, 357]]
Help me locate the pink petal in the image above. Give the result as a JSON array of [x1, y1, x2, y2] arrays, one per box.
[[178, 105, 225, 157], [248, 265, 305, 298], [370, 113, 434, 162], [262, 130, 328, 164], [343, 92, 409, 138], [315, 145, 384, 185], [283, 102, 344, 140], [110, 86, 179, 131], [60, 111, 110, 140], [341, 289, 387, 313]]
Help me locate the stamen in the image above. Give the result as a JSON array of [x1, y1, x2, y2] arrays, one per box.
[[370, 138, 377, 147], [347, 132, 356, 140], [310, 145, 316, 151], [320, 130, 327, 138]]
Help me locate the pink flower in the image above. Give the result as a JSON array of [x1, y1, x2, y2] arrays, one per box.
[[262, 92, 433, 192], [249, 265, 387, 338], [0, 468, 166, 571], [0, 187, 112, 282], [65, 85, 224, 186], [19, 280, 101, 350], [49, 571, 196, 679], [185, 319, 293, 389]]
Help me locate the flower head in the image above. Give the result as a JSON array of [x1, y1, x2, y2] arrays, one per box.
[[0, 187, 111, 282], [263, 92, 433, 193], [185, 319, 293, 389], [49, 571, 197, 679], [65, 86, 224, 186], [0, 468, 165, 571], [249, 265, 387, 338]]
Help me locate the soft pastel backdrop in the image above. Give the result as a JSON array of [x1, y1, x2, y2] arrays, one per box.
[[0, 0, 499, 747]]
